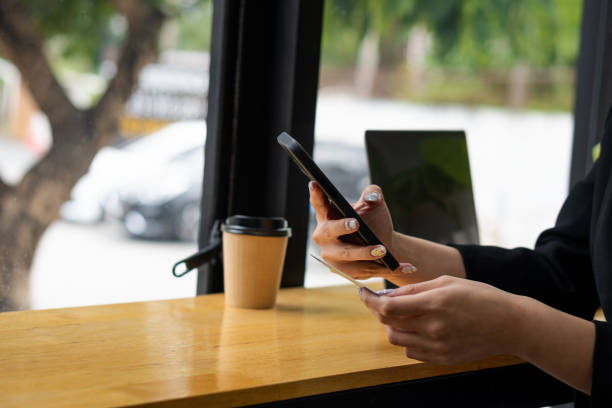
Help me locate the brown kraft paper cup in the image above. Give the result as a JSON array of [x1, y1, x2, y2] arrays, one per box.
[[221, 215, 291, 309]]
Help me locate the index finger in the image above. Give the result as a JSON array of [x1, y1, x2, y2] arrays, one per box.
[[309, 181, 331, 223], [386, 279, 441, 297], [387, 275, 455, 297], [360, 287, 430, 317], [353, 184, 384, 211]]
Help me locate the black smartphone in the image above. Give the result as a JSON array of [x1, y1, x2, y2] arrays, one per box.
[[277, 132, 400, 271]]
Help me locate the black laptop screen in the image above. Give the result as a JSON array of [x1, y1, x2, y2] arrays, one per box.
[[365, 130, 479, 245]]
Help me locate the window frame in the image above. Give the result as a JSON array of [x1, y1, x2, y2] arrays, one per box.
[[570, 0, 612, 186], [198, 0, 609, 294], [196, 0, 324, 294]]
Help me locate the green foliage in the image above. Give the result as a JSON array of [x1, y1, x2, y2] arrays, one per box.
[[320, 0, 582, 110], [322, 0, 424, 66], [552, 0, 582, 65], [322, 0, 582, 70], [435, 0, 581, 69], [593, 142, 601, 162], [173, 0, 213, 50], [22, 0, 211, 74], [24, 0, 116, 72]]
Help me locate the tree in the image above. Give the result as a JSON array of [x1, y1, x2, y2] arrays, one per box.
[[321, 0, 581, 106], [434, 0, 579, 108], [0, 0, 165, 311], [323, 0, 427, 96]]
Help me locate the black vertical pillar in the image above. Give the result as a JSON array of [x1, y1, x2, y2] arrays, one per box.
[[570, 0, 612, 187], [197, 0, 324, 294]]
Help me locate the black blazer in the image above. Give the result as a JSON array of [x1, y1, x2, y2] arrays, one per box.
[[454, 114, 612, 407]]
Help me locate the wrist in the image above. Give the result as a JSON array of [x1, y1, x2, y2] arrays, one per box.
[[390, 230, 400, 252], [500, 295, 596, 394], [501, 293, 536, 357], [390, 230, 413, 262], [504, 294, 562, 361]]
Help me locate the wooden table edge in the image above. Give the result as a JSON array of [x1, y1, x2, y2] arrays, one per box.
[[131, 355, 524, 407]]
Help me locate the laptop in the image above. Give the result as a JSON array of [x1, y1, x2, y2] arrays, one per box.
[[365, 130, 479, 245]]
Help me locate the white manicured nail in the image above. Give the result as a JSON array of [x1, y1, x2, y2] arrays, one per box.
[[401, 264, 417, 274], [365, 192, 380, 202], [345, 219, 357, 231]]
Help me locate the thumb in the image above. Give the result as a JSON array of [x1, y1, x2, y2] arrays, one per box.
[[387, 277, 445, 297], [355, 185, 385, 209]]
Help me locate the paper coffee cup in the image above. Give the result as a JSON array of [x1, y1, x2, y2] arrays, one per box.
[[221, 215, 291, 309]]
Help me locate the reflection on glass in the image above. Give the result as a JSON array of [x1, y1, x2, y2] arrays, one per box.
[[366, 131, 478, 244]]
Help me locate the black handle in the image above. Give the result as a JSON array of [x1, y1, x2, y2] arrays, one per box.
[[172, 220, 222, 277]]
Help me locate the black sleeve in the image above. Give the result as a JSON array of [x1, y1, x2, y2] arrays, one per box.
[[591, 321, 612, 406], [452, 108, 612, 406], [452, 163, 609, 405], [452, 161, 600, 320]]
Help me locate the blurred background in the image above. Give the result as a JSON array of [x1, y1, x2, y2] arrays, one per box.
[[0, 0, 581, 309]]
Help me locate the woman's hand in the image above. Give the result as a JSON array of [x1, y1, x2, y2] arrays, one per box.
[[361, 276, 597, 395], [360, 275, 523, 364], [309, 181, 416, 280]]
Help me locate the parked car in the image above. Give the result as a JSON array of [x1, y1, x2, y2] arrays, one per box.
[[62, 125, 370, 242], [114, 145, 203, 241], [60, 120, 206, 229], [115, 139, 368, 242]]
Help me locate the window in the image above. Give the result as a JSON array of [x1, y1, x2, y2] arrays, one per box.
[[0, 0, 212, 309], [306, 0, 582, 287]]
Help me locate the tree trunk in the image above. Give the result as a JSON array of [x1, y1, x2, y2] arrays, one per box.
[[0, 208, 50, 311], [405, 25, 428, 94], [354, 29, 380, 97], [0, 0, 164, 311], [507, 63, 531, 109], [0, 114, 93, 310]]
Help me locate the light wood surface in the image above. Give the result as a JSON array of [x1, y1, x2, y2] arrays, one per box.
[[0, 285, 523, 407]]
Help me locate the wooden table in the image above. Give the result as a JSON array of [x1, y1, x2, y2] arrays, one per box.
[[0, 285, 573, 407]]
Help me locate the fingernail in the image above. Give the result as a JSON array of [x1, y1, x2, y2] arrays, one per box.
[[365, 192, 380, 202], [376, 288, 395, 296], [370, 245, 387, 257], [308, 181, 314, 191], [358, 287, 364, 299], [401, 264, 417, 274], [345, 219, 357, 231]]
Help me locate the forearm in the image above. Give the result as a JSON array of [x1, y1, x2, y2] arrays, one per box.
[[387, 231, 466, 286], [511, 295, 595, 394]]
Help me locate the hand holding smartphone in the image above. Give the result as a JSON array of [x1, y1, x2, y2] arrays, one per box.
[[277, 132, 400, 271]]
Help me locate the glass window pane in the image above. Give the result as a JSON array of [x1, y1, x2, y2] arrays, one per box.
[[306, 0, 581, 287], [0, 1, 213, 310]]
